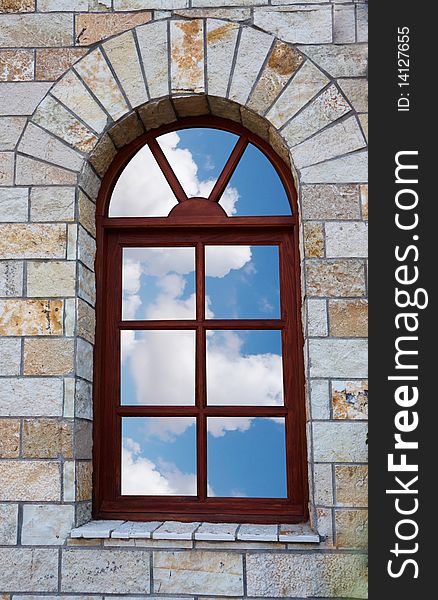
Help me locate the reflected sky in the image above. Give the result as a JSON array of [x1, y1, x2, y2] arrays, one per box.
[[206, 330, 283, 406], [122, 417, 197, 495], [207, 417, 287, 497]]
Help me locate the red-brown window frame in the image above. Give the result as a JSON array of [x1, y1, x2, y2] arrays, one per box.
[[93, 116, 308, 523]]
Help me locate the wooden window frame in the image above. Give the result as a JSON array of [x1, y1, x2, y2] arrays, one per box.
[[93, 116, 308, 523]]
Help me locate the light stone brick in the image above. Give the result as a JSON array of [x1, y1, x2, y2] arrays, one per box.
[[301, 150, 368, 184], [333, 4, 356, 43], [0, 223, 66, 259], [0, 188, 28, 222], [64, 297, 75, 336], [52, 70, 108, 135], [16, 155, 77, 186], [78, 225, 96, 271], [304, 221, 324, 258], [136, 20, 169, 99], [33, 95, 98, 154], [22, 503, 75, 545], [0, 418, 20, 458], [24, 338, 74, 376], [109, 112, 145, 148], [266, 60, 328, 129], [115, 0, 187, 7], [278, 523, 319, 543], [310, 379, 330, 419], [301, 184, 361, 220], [299, 44, 368, 77], [67, 223, 77, 260], [153, 521, 200, 540], [111, 521, 162, 539], [0, 503, 18, 544], [332, 379, 368, 419], [80, 163, 101, 202], [0, 14, 73, 48], [316, 507, 333, 543], [0, 461, 61, 501], [329, 299, 368, 337], [0, 116, 27, 151], [254, 7, 332, 44], [0, 548, 59, 592], [27, 261, 75, 297], [78, 263, 95, 306], [171, 20, 204, 94], [0, 152, 13, 186], [335, 509, 368, 549], [313, 463, 333, 506], [76, 337, 94, 382], [359, 113, 368, 141], [246, 552, 367, 598], [313, 421, 368, 462], [283, 84, 351, 148], [237, 523, 278, 541], [335, 465, 368, 506], [193, 0, 265, 5], [0, 82, 51, 116], [206, 20, 239, 98], [0, 338, 21, 375], [62, 549, 151, 593], [177, 7, 250, 21], [63, 460, 75, 502], [103, 31, 148, 109], [75, 377, 93, 420], [309, 338, 367, 378], [89, 134, 117, 179], [195, 522, 239, 541], [325, 220, 368, 257], [78, 298, 95, 344], [29, 187, 75, 223], [306, 259, 366, 297], [38, 0, 88, 10], [307, 298, 327, 336], [356, 4, 368, 42], [75, 12, 152, 46], [338, 78, 368, 113], [0, 378, 63, 416], [360, 184, 368, 219], [63, 377, 75, 417], [35, 48, 87, 81], [228, 27, 274, 105], [153, 551, 244, 596], [0, 49, 33, 81], [0, 261, 23, 296], [79, 191, 96, 238], [0, 299, 63, 335]]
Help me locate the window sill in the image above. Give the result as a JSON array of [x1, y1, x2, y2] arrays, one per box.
[[70, 520, 320, 544]]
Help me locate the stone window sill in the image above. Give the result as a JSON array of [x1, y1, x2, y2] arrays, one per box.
[[70, 520, 320, 543]]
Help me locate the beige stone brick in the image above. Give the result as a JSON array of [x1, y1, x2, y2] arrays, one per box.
[[0, 377, 63, 416], [312, 421, 368, 462], [23, 418, 73, 458], [75, 12, 152, 46], [336, 509, 368, 549], [0, 152, 13, 186], [299, 44, 368, 77], [0, 116, 27, 151], [76, 460, 92, 501], [301, 150, 368, 184], [0, 260, 23, 296], [136, 20, 169, 99], [313, 463, 333, 506], [0, 223, 66, 259], [306, 259, 366, 297], [309, 338, 367, 378], [16, 155, 77, 186], [76, 336, 93, 381], [109, 111, 145, 148], [171, 20, 204, 94], [24, 338, 74, 375], [115, 0, 186, 8], [0, 50, 33, 81], [360, 184, 368, 219], [154, 551, 244, 596], [22, 503, 75, 545], [78, 225, 96, 271], [0, 299, 63, 335], [74, 418, 92, 459], [359, 113, 368, 141], [0, 548, 58, 592], [254, 7, 332, 44], [0, 418, 20, 458], [0, 0, 35, 11], [138, 98, 176, 131], [332, 379, 368, 419], [301, 184, 360, 220], [176, 7, 250, 21], [78, 298, 95, 344], [208, 96, 241, 124], [193, 0, 263, 4], [0, 460, 61, 501], [338, 78, 368, 113], [304, 222, 324, 258], [78, 262, 95, 306], [335, 465, 368, 506], [0, 188, 28, 222], [61, 548, 150, 593], [240, 107, 269, 142], [0, 503, 18, 545], [75, 377, 92, 420], [248, 41, 303, 115], [0, 82, 51, 116], [89, 133, 117, 178], [19, 123, 84, 172], [27, 261, 76, 297], [173, 94, 209, 118], [78, 191, 96, 237], [35, 48, 87, 81], [0, 13, 73, 48], [30, 186, 75, 222], [206, 20, 239, 98], [329, 299, 368, 337]]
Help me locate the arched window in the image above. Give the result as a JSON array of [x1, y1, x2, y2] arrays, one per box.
[[94, 117, 307, 523]]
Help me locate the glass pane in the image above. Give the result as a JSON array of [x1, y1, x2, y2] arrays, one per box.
[[219, 143, 292, 216], [121, 330, 195, 405], [109, 144, 178, 217], [206, 330, 283, 406], [205, 245, 281, 319], [122, 417, 197, 495], [122, 247, 195, 320], [157, 128, 238, 200], [207, 417, 287, 497]]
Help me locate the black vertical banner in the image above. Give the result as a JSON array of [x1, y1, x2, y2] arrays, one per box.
[[369, 3, 434, 599]]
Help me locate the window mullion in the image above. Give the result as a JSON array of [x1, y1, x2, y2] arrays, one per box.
[[196, 242, 207, 500]]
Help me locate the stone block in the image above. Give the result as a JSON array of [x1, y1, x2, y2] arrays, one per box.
[[153, 521, 200, 540], [329, 299, 368, 337], [0, 377, 63, 416], [237, 523, 278, 541], [0, 152, 13, 186], [22, 418, 73, 458], [338, 78, 368, 113], [356, 4, 368, 42], [309, 379, 330, 419], [195, 522, 239, 541], [333, 4, 356, 43], [206, 20, 239, 98], [0, 116, 27, 151], [27, 261, 76, 297], [173, 95, 209, 117], [30, 187, 75, 222], [0, 338, 21, 376], [109, 112, 145, 149], [71, 519, 125, 539], [176, 7, 249, 21], [77, 298, 96, 344], [313, 463, 333, 506], [75, 377, 93, 420], [306, 259, 366, 297], [312, 421, 368, 462], [171, 20, 205, 94], [116, 0, 187, 7], [0, 261, 23, 296], [335, 509, 368, 549], [35, 48, 87, 81], [63, 461, 75, 502], [78, 225, 96, 271], [0, 460, 61, 501], [254, 7, 332, 44], [301, 184, 360, 220], [22, 504, 75, 545], [75, 11, 152, 46], [307, 298, 327, 336], [136, 20, 169, 98], [0, 418, 20, 457], [360, 184, 368, 219], [38, 0, 88, 10], [301, 150, 368, 184], [74, 418, 93, 460], [0, 548, 58, 592], [0, 0, 34, 11], [138, 98, 176, 131], [0, 298, 62, 336], [209, 96, 241, 123], [303, 222, 324, 258], [111, 520, 162, 539], [299, 44, 368, 77], [78, 263, 95, 306], [0, 13, 73, 48], [0, 82, 51, 116], [0, 188, 28, 222], [16, 155, 77, 186], [89, 134, 117, 179], [325, 221, 368, 258], [0, 503, 18, 545], [309, 338, 368, 378], [76, 460, 92, 501], [332, 379, 368, 419], [0, 49, 33, 81], [335, 465, 368, 506]]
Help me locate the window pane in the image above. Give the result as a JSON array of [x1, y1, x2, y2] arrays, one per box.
[[122, 247, 195, 320], [205, 245, 281, 319], [121, 330, 195, 405], [157, 128, 238, 199], [122, 417, 197, 495], [206, 330, 283, 406], [207, 417, 287, 497], [109, 144, 178, 216], [219, 143, 292, 216]]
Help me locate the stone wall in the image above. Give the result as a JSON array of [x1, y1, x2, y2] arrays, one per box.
[[0, 1, 368, 597]]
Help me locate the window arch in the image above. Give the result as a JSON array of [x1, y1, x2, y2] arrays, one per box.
[[94, 116, 308, 523]]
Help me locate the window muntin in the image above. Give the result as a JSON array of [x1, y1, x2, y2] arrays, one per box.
[[95, 117, 307, 523]]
